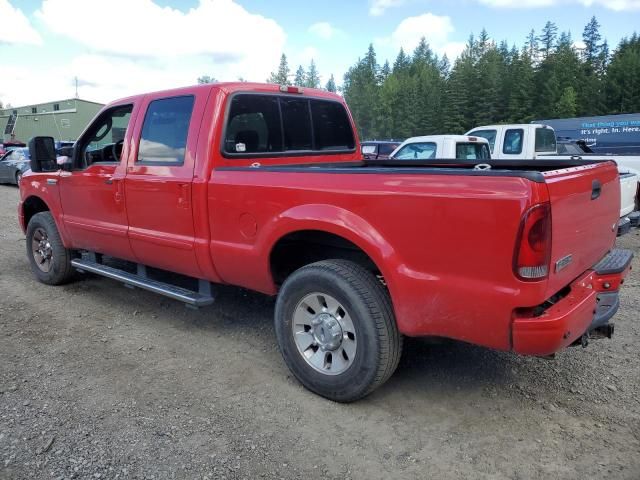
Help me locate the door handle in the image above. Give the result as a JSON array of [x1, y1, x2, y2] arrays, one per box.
[[104, 178, 113, 185], [591, 179, 601, 200]]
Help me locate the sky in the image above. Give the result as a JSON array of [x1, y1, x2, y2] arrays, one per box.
[[1, 0, 639, 107]]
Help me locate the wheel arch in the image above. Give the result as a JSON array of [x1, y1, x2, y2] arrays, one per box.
[[266, 204, 400, 293]]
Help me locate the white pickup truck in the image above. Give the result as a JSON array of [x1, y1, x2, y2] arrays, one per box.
[[466, 124, 639, 225], [389, 135, 492, 160]]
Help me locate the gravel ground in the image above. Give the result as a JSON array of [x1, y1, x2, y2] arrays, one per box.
[[0, 184, 639, 480]]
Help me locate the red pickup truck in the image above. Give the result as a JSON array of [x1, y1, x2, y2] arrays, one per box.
[[20, 83, 633, 401]]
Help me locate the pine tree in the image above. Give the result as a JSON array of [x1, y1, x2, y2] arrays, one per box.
[[605, 34, 640, 113], [267, 53, 290, 85], [393, 48, 410, 73], [305, 59, 321, 88], [583, 16, 602, 65], [294, 65, 305, 86], [325, 74, 337, 92], [538, 21, 558, 59], [555, 87, 577, 117]]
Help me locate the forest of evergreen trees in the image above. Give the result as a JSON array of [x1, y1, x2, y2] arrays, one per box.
[[268, 17, 640, 140]]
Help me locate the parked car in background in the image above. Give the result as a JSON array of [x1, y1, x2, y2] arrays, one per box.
[[533, 113, 640, 155], [361, 140, 400, 159], [0, 140, 27, 156], [388, 135, 491, 161], [466, 124, 640, 226], [0, 147, 30, 185]]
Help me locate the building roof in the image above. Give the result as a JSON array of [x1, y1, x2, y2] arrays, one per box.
[[1, 98, 104, 111]]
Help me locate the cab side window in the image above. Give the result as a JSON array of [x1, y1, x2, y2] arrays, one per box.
[[77, 104, 133, 168], [137, 96, 195, 165], [503, 129, 524, 155]]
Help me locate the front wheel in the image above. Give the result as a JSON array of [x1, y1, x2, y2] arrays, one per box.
[[275, 260, 402, 402], [26, 212, 74, 285]]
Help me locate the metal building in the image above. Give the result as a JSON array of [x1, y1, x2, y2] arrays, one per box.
[[0, 98, 104, 143]]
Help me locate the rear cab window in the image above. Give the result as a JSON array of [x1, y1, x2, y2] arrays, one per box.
[[470, 130, 497, 153], [503, 129, 524, 155], [223, 94, 355, 157], [378, 144, 398, 156], [456, 142, 491, 160], [535, 127, 557, 153]]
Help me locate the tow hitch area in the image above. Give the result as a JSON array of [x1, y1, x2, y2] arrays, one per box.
[[572, 248, 633, 348]]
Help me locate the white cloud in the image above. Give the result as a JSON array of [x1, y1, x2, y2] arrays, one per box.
[[36, 0, 286, 73], [4, 0, 288, 106], [309, 22, 338, 40], [378, 13, 464, 59], [370, 0, 406, 16], [477, 0, 640, 10], [0, 0, 42, 46]]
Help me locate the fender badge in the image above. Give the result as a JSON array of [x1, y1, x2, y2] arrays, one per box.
[[555, 254, 573, 273]]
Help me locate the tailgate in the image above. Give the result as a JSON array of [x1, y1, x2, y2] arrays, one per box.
[[543, 162, 619, 297]]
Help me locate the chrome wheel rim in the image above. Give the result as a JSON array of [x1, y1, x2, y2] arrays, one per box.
[[31, 227, 53, 273], [292, 292, 357, 375]]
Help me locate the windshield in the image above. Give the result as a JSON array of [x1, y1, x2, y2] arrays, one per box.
[[393, 142, 436, 160], [456, 142, 491, 160]]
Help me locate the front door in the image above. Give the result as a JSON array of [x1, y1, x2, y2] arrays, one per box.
[[124, 94, 203, 278], [58, 103, 137, 260]]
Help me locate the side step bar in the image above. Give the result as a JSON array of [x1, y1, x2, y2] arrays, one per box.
[[71, 258, 215, 308]]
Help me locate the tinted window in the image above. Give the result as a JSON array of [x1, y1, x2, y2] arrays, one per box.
[[456, 142, 491, 160], [225, 95, 282, 153], [535, 127, 556, 153], [503, 129, 524, 154], [138, 96, 194, 164], [472, 130, 497, 153], [394, 142, 437, 160], [281, 98, 312, 151], [224, 94, 354, 156], [310, 100, 354, 151], [379, 143, 398, 155]]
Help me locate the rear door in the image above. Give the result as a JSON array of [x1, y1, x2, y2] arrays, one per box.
[[543, 162, 620, 297], [124, 92, 206, 278]]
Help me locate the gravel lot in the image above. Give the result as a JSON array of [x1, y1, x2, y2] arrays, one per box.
[[1, 184, 639, 480]]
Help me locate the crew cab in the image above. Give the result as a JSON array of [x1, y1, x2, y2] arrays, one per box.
[[389, 135, 491, 161], [466, 124, 640, 226], [20, 83, 633, 402]]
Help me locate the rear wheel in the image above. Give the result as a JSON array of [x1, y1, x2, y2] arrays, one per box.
[[275, 259, 402, 402], [26, 212, 74, 285]]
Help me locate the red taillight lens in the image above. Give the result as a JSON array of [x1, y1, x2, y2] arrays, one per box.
[[514, 203, 552, 281]]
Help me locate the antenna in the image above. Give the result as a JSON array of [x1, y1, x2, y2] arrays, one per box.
[[74, 76, 79, 98]]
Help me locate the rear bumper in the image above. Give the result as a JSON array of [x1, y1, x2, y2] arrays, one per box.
[[512, 248, 633, 356]]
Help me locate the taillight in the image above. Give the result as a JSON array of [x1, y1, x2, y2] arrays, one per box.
[[514, 203, 552, 281]]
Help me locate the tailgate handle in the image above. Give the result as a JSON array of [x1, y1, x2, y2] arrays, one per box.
[[591, 179, 601, 200]]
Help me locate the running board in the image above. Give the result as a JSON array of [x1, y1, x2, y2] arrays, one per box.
[[71, 258, 215, 307]]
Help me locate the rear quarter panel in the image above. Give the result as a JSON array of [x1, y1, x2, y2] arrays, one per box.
[[207, 169, 550, 351]]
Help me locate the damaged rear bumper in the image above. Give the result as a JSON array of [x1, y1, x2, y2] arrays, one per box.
[[511, 248, 633, 356]]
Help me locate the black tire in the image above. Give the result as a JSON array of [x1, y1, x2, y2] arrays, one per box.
[[26, 212, 74, 285], [275, 259, 402, 402]]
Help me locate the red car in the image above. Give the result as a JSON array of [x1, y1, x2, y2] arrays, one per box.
[[19, 83, 632, 401]]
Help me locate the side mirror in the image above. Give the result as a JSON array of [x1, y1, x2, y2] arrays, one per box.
[[28, 136, 57, 173]]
